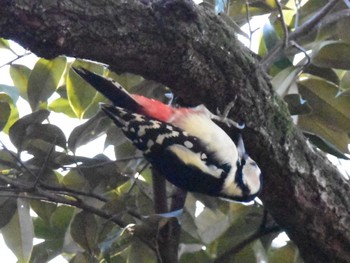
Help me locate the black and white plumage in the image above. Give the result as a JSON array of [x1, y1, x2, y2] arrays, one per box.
[[74, 67, 262, 202]]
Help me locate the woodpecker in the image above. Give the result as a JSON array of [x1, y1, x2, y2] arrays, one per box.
[[73, 67, 262, 201]]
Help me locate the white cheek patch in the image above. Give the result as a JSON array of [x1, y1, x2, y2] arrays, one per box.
[[221, 168, 242, 197], [168, 145, 223, 179], [242, 159, 261, 195]]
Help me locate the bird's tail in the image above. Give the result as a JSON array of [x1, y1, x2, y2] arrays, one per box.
[[73, 67, 141, 112], [100, 104, 129, 128]]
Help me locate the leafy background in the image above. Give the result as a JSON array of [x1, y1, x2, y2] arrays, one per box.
[[0, 0, 349, 262]]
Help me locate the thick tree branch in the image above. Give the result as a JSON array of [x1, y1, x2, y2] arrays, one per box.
[[0, 1, 349, 262]]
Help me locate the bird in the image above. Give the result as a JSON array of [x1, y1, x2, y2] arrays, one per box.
[[73, 67, 262, 202]]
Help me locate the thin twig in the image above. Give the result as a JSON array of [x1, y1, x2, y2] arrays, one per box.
[[73, 156, 144, 169], [0, 140, 39, 181], [261, 0, 341, 70], [213, 225, 281, 263], [245, 1, 253, 49], [275, 0, 289, 48], [34, 137, 57, 187], [213, 208, 280, 263], [40, 183, 109, 202], [127, 161, 149, 194], [294, 0, 301, 28], [290, 41, 311, 66], [0, 53, 31, 69], [0, 172, 126, 227], [225, 0, 230, 15]]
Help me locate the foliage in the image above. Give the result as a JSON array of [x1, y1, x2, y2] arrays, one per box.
[[0, 0, 349, 262]]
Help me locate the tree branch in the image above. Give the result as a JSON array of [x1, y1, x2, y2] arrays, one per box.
[[260, 0, 342, 69], [0, 1, 349, 262]]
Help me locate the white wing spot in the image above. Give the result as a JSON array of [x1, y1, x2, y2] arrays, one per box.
[[134, 114, 145, 122], [184, 141, 193, 148], [147, 140, 154, 148], [137, 122, 161, 136], [201, 153, 207, 160], [155, 131, 180, 144]]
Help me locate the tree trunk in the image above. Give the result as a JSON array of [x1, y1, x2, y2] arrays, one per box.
[[0, 0, 349, 262]]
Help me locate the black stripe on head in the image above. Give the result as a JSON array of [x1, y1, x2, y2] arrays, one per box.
[[234, 158, 251, 197]]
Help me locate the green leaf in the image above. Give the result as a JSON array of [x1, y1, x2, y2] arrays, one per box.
[[231, 240, 264, 263], [303, 131, 349, 159], [99, 227, 124, 257], [262, 21, 292, 70], [0, 38, 11, 49], [0, 84, 20, 102], [50, 205, 74, 233], [312, 41, 350, 70], [0, 100, 11, 131], [24, 123, 67, 149], [68, 111, 110, 152], [0, 197, 17, 228], [181, 195, 232, 245], [271, 66, 301, 96], [27, 57, 66, 111], [263, 21, 279, 51], [10, 64, 31, 100], [0, 93, 19, 134], [227, 0, 275, 22], [30, 200, 57, 223], [67, 61, 105, 118], [204, 202, 264, 257], [70, 252, 98, 263], [303, 64, 339, 86], [0, 149, 18, 169], [298, 77, 350, 154], [1, 198, 34, 263], [268, 242, 301, 263], [62, 169, 89, 189], [48, 97, 76, 118], [298, 76, 350, 131], [128, 240, 156, 263], [33, 217, 60, 240], [339, 71, 350, 92], [9, 109, 50, 151], [284, 94, 312, 115], [71, 211, 99, 254], [317, 15, 350, 44], [336, 16, 350, 44], [29, 240, 63, 263], [299, 113, 350, 154], [32, 205, 73, 241]]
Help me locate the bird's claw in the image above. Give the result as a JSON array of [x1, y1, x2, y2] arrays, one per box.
[[213, 99, 245, 129]]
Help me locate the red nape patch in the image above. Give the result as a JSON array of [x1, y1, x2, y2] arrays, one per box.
[[131, 94, 174, 122]]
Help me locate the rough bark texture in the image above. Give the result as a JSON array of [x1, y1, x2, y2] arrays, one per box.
[[0, 1, 349, 262]]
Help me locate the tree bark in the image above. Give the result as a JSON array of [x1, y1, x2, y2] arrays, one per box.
[[0, 0, 349, 262]]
